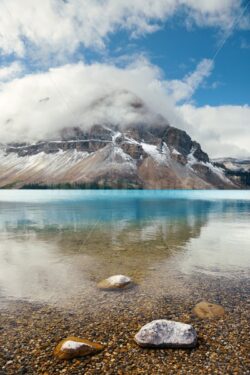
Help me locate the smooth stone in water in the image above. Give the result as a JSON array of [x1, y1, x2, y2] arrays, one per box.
[[97, 275, 131, 290], [193, 301, 225, 319], [134, 320, 197, 348], [54, 336, 104, 360]]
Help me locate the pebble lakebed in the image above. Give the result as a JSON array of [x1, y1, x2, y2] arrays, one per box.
[[0, 274, 249, 375]]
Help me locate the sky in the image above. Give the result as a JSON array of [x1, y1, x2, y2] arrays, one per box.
[[0, 0, 249, 158]]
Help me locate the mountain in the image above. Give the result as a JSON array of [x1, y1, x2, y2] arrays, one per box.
[[0, 94, 239, 189], [213, 158, 250, 188], [0, 124, 237, 189]]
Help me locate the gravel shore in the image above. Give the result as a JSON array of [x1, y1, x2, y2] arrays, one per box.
[[0, 274, 249, 375]]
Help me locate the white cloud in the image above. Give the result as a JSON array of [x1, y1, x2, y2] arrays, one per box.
[[179, 104, 250, 157], [166, 59, 214, 102], [182, 0, 245, 29], [0, 0, 246, 60], [0, 59, 177, 143], [0, 58, 248, 158], [0, 62, 23, 82]]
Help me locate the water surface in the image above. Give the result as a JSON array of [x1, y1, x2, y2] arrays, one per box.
[[0, 190, 249, 306]]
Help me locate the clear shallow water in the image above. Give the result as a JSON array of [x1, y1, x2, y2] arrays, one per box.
[[0, 190, 249, 305]]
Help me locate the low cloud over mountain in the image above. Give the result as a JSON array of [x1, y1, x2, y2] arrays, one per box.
[[0, 59, 249, 158]]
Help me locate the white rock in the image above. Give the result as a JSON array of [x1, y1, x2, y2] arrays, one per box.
[[97, 274, 131, 289], [134, 319, 197, 348], [61, 340, 87, 351], [107, 275, 131, 285]]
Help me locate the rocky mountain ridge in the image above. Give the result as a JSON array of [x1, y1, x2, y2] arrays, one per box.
[[0, 121, 237, 189], [213, 157, 250, 188]]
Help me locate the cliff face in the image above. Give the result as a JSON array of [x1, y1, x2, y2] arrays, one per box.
[[213, 158, 250, 188], [0, 121, 236, 189]]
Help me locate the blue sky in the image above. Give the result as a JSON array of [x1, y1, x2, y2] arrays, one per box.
[[85, 14, 250, 107], [0, 0, 249, 157], [127, 25, 250, 106]]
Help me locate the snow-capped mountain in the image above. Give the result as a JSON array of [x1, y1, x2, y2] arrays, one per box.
[[213, 158, 250, 188], [0, 120, 237, 189]]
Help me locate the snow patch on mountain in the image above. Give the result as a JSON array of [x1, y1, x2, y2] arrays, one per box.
[[187, 151, 197, 167], [142, 142, 170, 165], [206, 162, 231, 183], [0, 148, 90, 177]]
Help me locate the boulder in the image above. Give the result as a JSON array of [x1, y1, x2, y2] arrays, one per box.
[[97, 275, 131, 290], [53, 336, 104, 360], [193, 301, 225, 319], [134, 320, 197, 348]]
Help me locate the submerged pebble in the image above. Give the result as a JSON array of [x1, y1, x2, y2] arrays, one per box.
[[193, 301, 225, 319]]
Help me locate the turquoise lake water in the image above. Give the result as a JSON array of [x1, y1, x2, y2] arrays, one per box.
[[0, 190, 249, 305]]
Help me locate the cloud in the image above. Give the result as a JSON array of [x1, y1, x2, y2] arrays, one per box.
[[0, 58, 248, 158], [0, 62, 23, 82], [166, 59, 214, 102], [179, 104, 250, 158], [182, 0, 247, 29], [0, 59, 176, 143], [0, 0, 246, 61]]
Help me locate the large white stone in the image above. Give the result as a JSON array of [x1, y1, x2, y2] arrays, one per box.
[[97, 274, 131, 289], [134, 320, 197, 348], [107, 275, 131, 285]]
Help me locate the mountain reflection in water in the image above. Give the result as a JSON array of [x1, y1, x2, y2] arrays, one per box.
[[0, 190, 249, 305]]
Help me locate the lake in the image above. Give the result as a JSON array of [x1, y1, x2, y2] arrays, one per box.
[[0, 190, 249, 374], [0, 189, 249, 304]]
